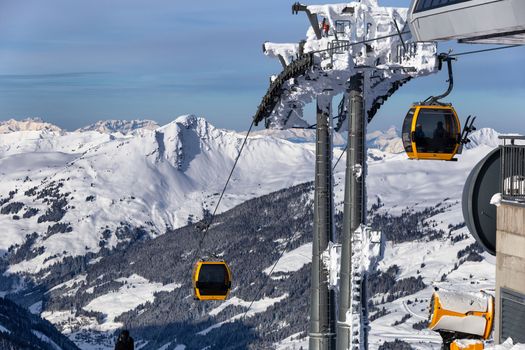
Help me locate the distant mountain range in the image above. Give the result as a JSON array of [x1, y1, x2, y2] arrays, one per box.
[[0, 117, 160, 135], [0, 118, 62, 134], [76, 119, 160, 134]]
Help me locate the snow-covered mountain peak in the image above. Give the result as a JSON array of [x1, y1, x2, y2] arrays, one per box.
[[367, 126, 404, 154], [173, 114, 199, 127], [0, 118, 62, 134], [0, 116, 319, 274], [160, 115, 213, 134], [76, 119, 159, 135], [465, 127, 502, 149]]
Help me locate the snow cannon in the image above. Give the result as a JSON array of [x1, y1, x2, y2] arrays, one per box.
[[428, 290, 494, 341]]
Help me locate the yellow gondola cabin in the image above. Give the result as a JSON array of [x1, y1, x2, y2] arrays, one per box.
[[193, 260, 232, 301], [402, 104, 462, 161]]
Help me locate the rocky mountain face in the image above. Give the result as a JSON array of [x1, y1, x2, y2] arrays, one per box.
[[0, 117, 502, 349], [0, 118, 62, 134]]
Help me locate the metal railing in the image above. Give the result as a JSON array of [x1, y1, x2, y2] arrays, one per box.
[[500, 135, 525, 202]]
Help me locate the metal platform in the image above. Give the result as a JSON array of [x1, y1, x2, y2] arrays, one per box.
[[408, 0, 525, 44]]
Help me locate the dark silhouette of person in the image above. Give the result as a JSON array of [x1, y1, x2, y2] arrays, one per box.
[[414, 124, 425, 140], [115, 329, 134, 350], [320, 18, 330, 37], [432, 121, 446, 152], [414, 123, 426, 151], [433, 121, 446, 139]]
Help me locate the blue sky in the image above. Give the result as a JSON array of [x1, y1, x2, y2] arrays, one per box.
[[0, 0, 523, 133]]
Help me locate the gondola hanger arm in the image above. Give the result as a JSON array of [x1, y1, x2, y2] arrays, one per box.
[[424, 53, 456, 105]]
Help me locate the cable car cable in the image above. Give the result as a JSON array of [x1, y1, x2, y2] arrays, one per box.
[[449, 44, 521, 58], [189, 121, 255, 296], [222, 138, 346, 348], [149, 118, 256, 346], [186, 117, 255, 279], [200, 119, 255, 238], [312, 31, 411, 55], [333, 145, 347, 170], [305, 30, 520, 60], [222, 233, 297, 349]]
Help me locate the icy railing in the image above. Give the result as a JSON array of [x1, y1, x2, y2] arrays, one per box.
[[259, 0, 438, 129], [500, 136, 525, 203]]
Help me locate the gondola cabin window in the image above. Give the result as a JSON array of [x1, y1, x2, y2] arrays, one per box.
[[415, 108, 459, 154], [402, 108, 416, 153], [413, 0, 472, 13]]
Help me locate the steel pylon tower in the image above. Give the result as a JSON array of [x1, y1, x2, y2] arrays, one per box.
[[309, 92, 337, 350], [336, 74, 367, 350]]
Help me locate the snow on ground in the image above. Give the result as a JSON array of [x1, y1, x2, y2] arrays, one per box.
[[32, 330, 62, 350], [0, 113, 498, 276], [158, 342, 172, 350], [0, 118, 62, 134], [368, 201, 495, 349], [83, 274, 180, 331], [0, 324, 10, 334], [488, 339, 525, 350], [197, 294, 289, 335], [41, 275, 181, 349], [251, 128, 346, 146], [365, 144, 496, 215], [274, 332, 309, 350], [76, 119, 159, 134], [263, 242, 312, 276], [29, 300, 43, 314], [47, 274, 87, 296]]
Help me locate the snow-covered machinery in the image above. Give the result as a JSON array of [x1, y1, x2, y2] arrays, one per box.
[[450, 339, 484, 350], [428, 290, 494, 349]]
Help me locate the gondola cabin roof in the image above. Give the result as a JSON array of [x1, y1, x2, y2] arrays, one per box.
[[193, 261, 232, 301]]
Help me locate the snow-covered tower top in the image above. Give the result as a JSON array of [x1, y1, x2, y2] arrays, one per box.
[[257, 1, 438, 129]]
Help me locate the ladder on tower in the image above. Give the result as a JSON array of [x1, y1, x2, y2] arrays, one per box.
[[350, 229, 364, 350]]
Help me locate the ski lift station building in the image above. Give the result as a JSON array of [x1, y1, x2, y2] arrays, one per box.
[[407, 0, 525, 344]]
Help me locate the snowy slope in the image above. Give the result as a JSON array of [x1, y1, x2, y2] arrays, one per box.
[[0, 116, 317, 274]]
